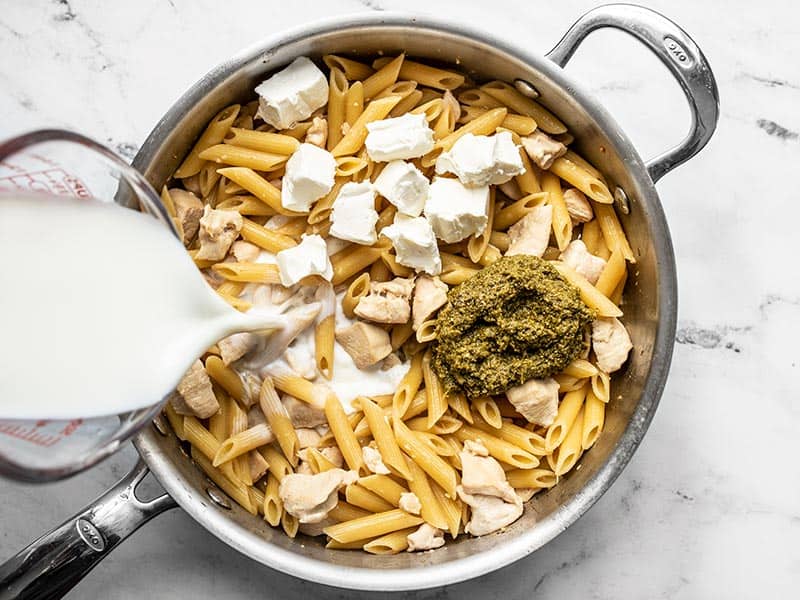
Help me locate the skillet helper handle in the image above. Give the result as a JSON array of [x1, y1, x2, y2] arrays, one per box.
[[0, 459, 176, 600], [546, 3, 720, 183]]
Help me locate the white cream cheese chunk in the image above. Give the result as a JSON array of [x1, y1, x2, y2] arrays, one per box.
[[330, 182, 379, 245], [255, 57, 329, 129], [282, 143, 336, 213], [435, 132, 525, 187], [365, 113, 435, 162], [424, 177, 489, 243], [372, 160, 429, 217], [381, 214, 442, 275], [275, 234, 333, 286]]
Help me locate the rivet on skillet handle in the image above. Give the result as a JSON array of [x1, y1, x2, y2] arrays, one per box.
[[545, 3, 720, 183], [0, 459, 176, 600]]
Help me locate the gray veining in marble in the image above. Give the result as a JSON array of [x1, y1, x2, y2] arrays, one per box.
[[1, 0, 799, 598]]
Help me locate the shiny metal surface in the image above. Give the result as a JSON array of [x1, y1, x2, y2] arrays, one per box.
[[0, 4, 718, 594]]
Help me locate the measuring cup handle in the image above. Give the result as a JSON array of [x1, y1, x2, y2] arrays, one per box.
[[0, 459, 176, 600]]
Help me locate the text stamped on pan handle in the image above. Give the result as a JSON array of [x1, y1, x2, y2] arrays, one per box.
[[546, 3, 720, 183]]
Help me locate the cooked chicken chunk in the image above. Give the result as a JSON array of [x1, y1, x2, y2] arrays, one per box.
[[563, 188, 593, 224], [521, 130, 567, 170], [399, 492, 422, 516], [362, 445, 391, 475], [305, 116, 328, 148], [169, 188, 204, 246], [457, 488, 523, 537], [505, 377, 559, 427], [218, 332, 258, 366], [283, 394, 327, 428], [248, 450, 270, 482], [560, 240, 606, 285], [381, 352, 403, 370], [230, 240, 261, 262], [592, 317, 633, 373], [459, 440, 517, 503], [296, 427, 322, 449], [335, 322, 392, 369], [406, 524, 445, 552], [279, 468, 358, 523], [505, 204, 552, 258], [354, 278, 414, 325], [196, 206, 243, 261], [171, 359, 219, 419], [412, 275, 448, 331]]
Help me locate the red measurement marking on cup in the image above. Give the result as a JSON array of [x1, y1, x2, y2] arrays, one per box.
[[0, 419, 84, 447], [0, 166, 91, 198]]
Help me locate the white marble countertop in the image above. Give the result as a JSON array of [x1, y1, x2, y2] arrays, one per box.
[[1, 0, 798, 598]]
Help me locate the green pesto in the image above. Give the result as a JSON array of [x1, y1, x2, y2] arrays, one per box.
[[432, 255, 594, 397]]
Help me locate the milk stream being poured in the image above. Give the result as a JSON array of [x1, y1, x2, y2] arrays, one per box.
[[0, 195, 290, 420]]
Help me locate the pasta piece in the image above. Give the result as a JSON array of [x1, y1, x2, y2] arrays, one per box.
[[505, 468, 557, 490], [164, 401, 186, 440], [591, 369, 611, 404], [211, 262, 282, 284], [224, 128, 300, 155], [323, 54, 375, 80], [392, 351, 425, 420], [374, 57, 465, 90], [562, 358, 599, 379], [323, 509, 423, 544], [329, 501, 371, 523], [457, 89, 504, 108], [344, 81, 364, 127], [216, 195, 276, 217], [198, 145, 286, 172], [407, 415, 462, 436], [192, 447, 255, 514], [405, 459, 449, 530], [494, 192, 548, 230], [259, 377, 299, 466], [327, 67, 349, 150], [342, 272, 371, 318], [335, 155, 369, 178], [362, 54, 404, 99], [544, 386, 588, 452], [582, 389, 606, 449], [467, 188, 495, 263], [595, 248, 626, 297], [217, 168, 294, 216], [264, 474, 282, 526], [480, 81, 567, 134], [454, 425, 539, 469], [212, 423, 276, 467], [410, 98, 444, 123], [394, 419, 458, 497], [363, 528, 418, 555], [470, 415, 545, 457], [332, 95, 403, 157], [551, 261, 623, 318], [423, 349, 448, 429], [303, 447, 339, 474], [361, 397, 413, 480], [593, 203, 636, 262], [541, 171, 572, 251], [563, 149, 602, 178], [330, 245, 385, 285], [271, 372, 332, 411], [315, 314, 335, 379], [358, 474, 408, 507], [414, 431, 455, 457], [258, 445, 294, 482], [374, 80, 418, 101], [422, 107, 507, 166], [174, 104, 240, 178], [550, 158, 613, 205], [550, 407, 585, 476], [447, 393, 473, 424], [415, 319, 437, 343], [431, 482, 461, 538], [239, 218, 298, 253], [346, 484, 396, 513], [471, 396, 502, 429], [325, 394, 365, 473], [183, 416, 221, 461], [282, 510, 299, 538], [389, 90, 424, 118], [391, 320, 415, 352]]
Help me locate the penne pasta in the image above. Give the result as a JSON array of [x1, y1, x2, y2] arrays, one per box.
[[393, 351, 425, 420], [551, 261, 623, 317], [423, 349, 448, 429], [363, 528, 417, 555], [358, 474, 408, 507], [211, 262, 282, 284], [545, 386, 588, 452], [394, 419, 458, 498], [323, 508, 423, 544], [315, 314, 335, 379], [325, 394, 365, 473], [454, 425, 539, 469], [593, 203, 636, 262], [471, 396, 502, 429], [198, 144, 287, 172], [342, 272, 371, 318], [405, 459, 449, 530], [550, 157, 614, 205], [175, 104, 240, 178], [259, 377, 299, 466], [480, 81, 567, 134], [332, 95, 403, 157], [361, 397, 412, 481], [323, 54, 375, 81], [223, 128, 299, 155], [541, 170, 572, 251], [263, 474, 282, 526], [346, 484, 395, 513], [362, 54, 404, 99]]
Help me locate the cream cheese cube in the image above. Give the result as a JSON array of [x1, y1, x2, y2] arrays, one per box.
[[381, 214, 441, 275], [255, 57, 329, 129], [365, 113, 435, 162], [282, 143, 336, 213], [435, 132, 525, 187], [372, 160, 429, 217], [276, 234, 333, 286], [330, 182, 379, 245], [424, 177, 489, 243]]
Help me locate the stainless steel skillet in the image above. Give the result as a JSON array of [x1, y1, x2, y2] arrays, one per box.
[[0, 5, 718, 597]]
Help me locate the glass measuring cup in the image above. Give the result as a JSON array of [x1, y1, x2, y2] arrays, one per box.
[[0, 129, 178, 482]]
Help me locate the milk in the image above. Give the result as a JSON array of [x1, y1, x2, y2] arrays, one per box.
[[0, 195, 288, 419]]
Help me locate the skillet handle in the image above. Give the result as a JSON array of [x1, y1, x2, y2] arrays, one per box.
[[0, 459, 176, 600], [546, 3, 720, 183]]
